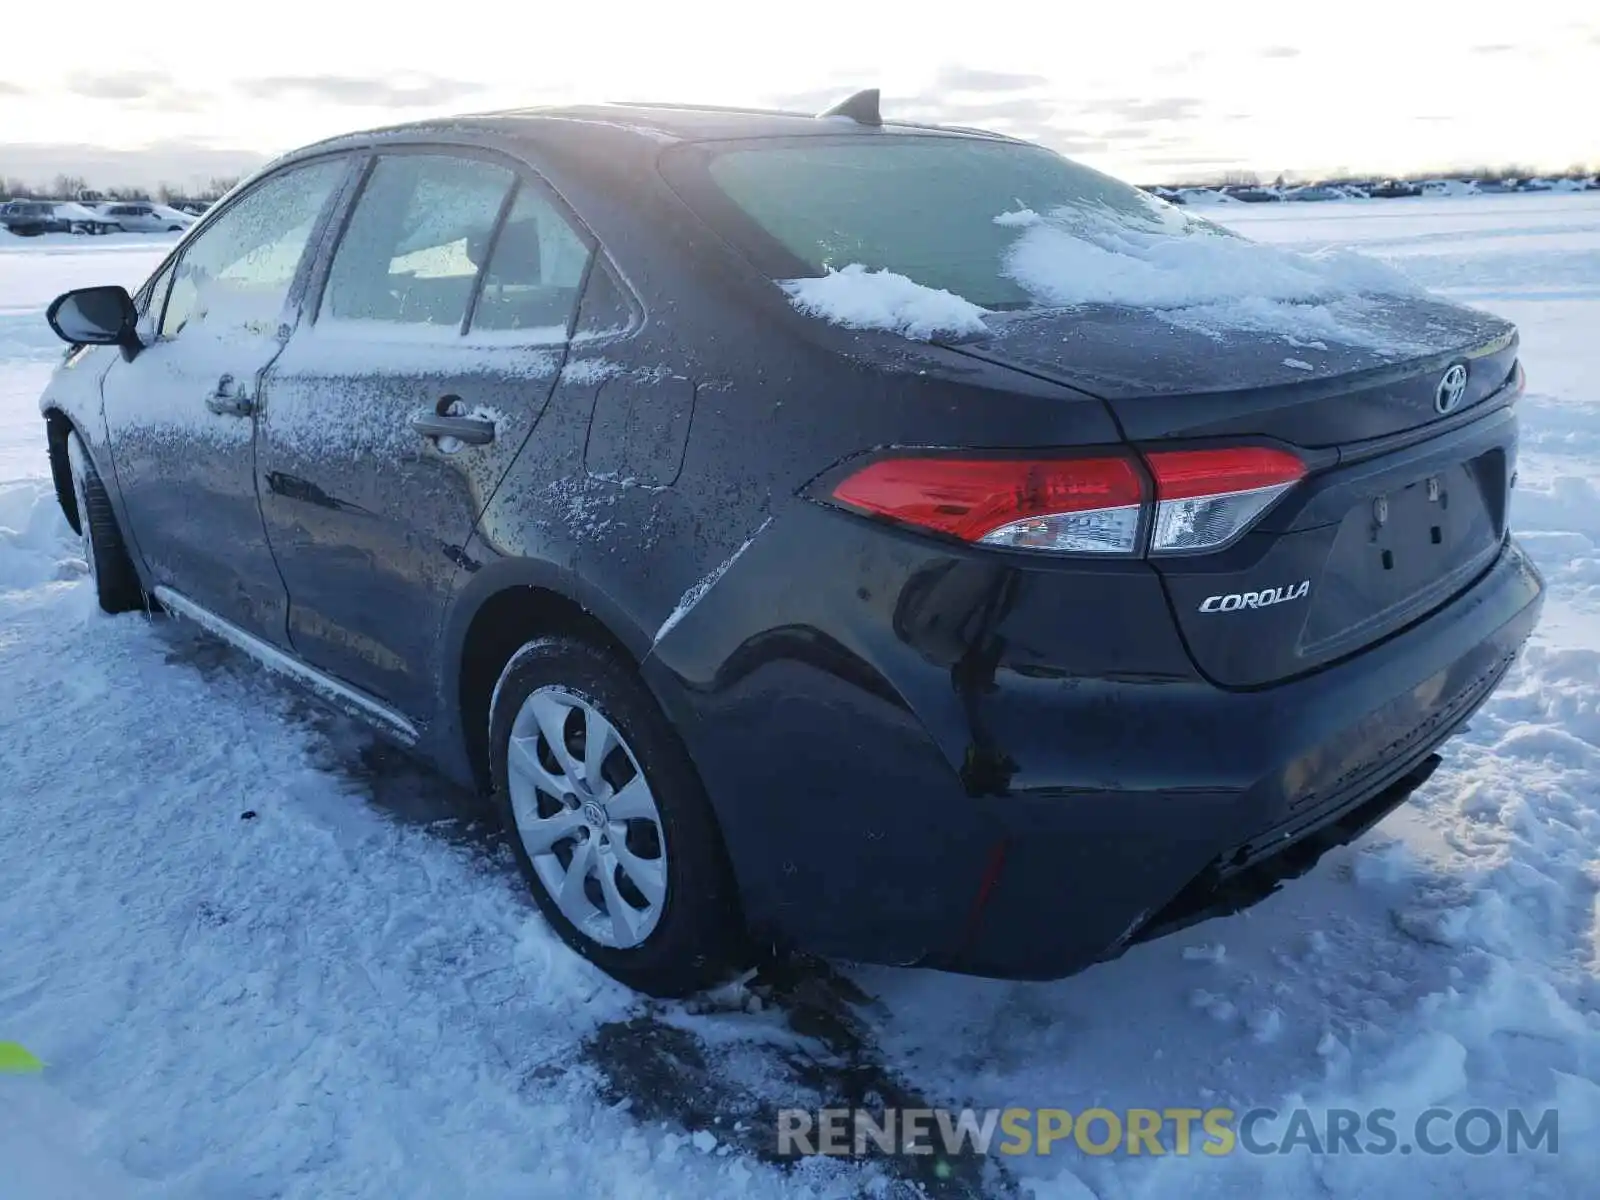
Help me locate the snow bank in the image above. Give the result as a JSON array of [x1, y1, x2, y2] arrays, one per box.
[[780, 264, 989, 340], [0, 1081, 145, 1199], [0, 480, 79, 591]]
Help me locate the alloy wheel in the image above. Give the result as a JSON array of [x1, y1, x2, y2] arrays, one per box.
[[506, 685, 668, 949]]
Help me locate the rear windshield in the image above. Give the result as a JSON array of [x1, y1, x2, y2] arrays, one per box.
[[680, 136, 1209, 310]]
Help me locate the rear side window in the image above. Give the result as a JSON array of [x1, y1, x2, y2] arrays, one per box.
[[161, 158, 345, 340], [470, 184, 591, 336], [322, 155, 514, 329]]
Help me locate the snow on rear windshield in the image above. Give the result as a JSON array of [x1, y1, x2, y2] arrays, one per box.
[[703, 138, 1417, 344], [709, 138, 1181, 311]]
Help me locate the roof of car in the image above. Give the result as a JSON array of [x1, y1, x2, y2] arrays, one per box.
[[284, 99, 1021, 161], [485, 101, 1018, 141]]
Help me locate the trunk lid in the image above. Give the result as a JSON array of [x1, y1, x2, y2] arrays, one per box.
[[945, 297, 1521, 687], [951, 296, 1517, 445]]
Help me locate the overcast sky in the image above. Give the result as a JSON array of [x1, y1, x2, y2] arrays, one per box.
[[2, 0, 1596, 189]]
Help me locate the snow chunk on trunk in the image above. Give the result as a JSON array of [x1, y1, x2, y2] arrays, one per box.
[[997, 206, 1425, 350], [780, 265, 989, 340], [1000, 208, 1419, 311]]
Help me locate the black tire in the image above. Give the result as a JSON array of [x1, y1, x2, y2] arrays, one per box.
[[489, 636, 747, 996], [66, 431, 144, 614]]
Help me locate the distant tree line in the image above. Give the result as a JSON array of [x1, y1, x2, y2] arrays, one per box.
[[1168, 162, 1596, 190], [0, 172, 243, 205]]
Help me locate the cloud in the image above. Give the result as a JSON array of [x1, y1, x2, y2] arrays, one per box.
[[67, 71, 171, 101], [1259, 46, 1301, 58], [66, 71, 210, 111], [1161, 51, 1210, 74], [890, 93, 1068, 143], [237, 74, 484, 108], [1471, 44, 1514, 54], [1092, 97, 1202, 123], [0, 81, 26, 97], [932, 66, 1050, 93], [1131, 155, 1253, 184], [1101, 125, 1160, 141], [1046, 136, 1110, 156], [0, 141, 269, 191]]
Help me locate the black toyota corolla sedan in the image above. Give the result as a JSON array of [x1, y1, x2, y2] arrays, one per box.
[[39, 92, 1543, 996]]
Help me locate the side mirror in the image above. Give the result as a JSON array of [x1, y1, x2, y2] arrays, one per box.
[[46, 285, 139, 353]]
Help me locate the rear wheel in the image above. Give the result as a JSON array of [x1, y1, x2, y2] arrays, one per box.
[[67, 431, 143, 614], [490, 636, 746, 996]]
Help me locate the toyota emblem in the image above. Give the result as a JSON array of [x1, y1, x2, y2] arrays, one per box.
[[1435, 364, 1469, 414]]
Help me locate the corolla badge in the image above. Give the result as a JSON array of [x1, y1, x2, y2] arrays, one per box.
[[1435, 364, 1469, 414], [1199, 580, 1311, 613]]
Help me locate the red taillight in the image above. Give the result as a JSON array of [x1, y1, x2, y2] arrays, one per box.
[[830, 456, 1144, 554], [825, 445, 1305, 556], [1145, 447, 1305, 554]]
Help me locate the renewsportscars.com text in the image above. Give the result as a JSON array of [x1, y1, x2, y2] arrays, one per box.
[[776, 1106, 1559, 1159]]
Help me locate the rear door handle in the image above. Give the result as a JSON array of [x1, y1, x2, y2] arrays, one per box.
[[412, 414, 496, 445]]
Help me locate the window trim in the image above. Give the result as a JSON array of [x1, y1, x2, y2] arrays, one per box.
[[306, 142, 604, 349], [144, 151, 361, 346]]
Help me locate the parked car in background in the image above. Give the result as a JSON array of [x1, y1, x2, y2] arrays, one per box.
[[1, 200, 70, 235], [1369, 180, 1423, 199], [37, 96, 1544, 997], [1285, 185, 1342, 201], [1225, 187, 1280, 203], [95, 202, 195, 233], [56, 202, 122, 235]]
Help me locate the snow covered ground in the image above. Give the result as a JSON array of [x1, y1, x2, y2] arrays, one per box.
[[2, 194, 1598, 1199]]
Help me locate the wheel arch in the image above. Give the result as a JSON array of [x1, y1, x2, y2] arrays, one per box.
[[440, 555, 655, 795], [43, 408, 82, 535]]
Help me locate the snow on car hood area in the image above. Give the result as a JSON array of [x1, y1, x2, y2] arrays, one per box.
[[782, 196, 1438, 354], [5, 197, 1600, 1198]]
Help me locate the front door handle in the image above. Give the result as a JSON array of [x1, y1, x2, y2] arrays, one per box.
[[205, 374, 254, 417], [412, 414, 496, 446]]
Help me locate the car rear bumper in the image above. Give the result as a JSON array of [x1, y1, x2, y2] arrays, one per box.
[[647, 514, 1543, 980], [934, 542, 1540, 978]]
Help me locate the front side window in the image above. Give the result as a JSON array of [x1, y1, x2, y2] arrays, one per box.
[[161, 158, 344, 340], [321, 155, 514, 329], [135, 259, 176, 341], [470, 184, 591, 336]]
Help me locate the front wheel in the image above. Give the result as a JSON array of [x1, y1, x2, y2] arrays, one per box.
[[490, 636, 747, 996], [67, 431, 144, 613]]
